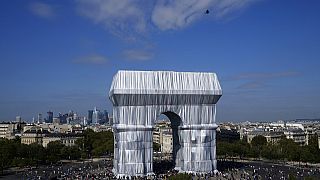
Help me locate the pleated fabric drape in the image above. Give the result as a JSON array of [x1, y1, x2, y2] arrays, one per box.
[[109, 71, 222, 178]]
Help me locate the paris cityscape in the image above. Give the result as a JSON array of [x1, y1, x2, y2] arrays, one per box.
[[1, 113, 320, 179], [1, 0, 320, 180]]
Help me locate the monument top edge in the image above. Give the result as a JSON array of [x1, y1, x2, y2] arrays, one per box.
[[116, 70, 218, 75], [109, 70, 222, 96]]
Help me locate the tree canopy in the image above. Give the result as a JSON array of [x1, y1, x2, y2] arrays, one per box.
[[0, 129, 114, 174], [217, 135, 320, 163]]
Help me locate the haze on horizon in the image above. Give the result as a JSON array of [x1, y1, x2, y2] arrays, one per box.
[[1, 0, 320, 122]]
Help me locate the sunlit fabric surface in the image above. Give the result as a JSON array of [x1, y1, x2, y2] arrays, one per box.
[[109, 70, 222, 178]]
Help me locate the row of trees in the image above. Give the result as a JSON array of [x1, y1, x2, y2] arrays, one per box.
[[0, 129, 114, 174], [75, 129, 114, 158], [0, 137, 81, 174], [217, 135, 320, 163]]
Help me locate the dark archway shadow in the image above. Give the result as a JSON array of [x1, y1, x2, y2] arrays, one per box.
[[153, 111, 182, 175]]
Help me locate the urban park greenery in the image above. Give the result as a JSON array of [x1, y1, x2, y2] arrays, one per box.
[[217, 135, 320, 163], [0, 129, 114, 174], [1, 129, 319, 175]]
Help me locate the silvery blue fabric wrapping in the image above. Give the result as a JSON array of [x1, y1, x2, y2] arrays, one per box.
[[109, 70, 222, 178]]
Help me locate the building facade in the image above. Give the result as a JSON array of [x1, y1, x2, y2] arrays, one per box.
[[161, 132, 173, 154], [42, 134, 80, 147], [21, 128, 49, 145], [0, 122, 23, 139]]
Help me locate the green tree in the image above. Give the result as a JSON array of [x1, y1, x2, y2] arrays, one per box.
[[278, 138, 300, 161], [76, 129, 114, 158], [306, 135, 320, 163], [251, 135, 267, 147], [233, 140, 250, 158], [60, 146, 81, 160], [29, 143, 46, 165], [251, 135, 267, 159], [217, 141, 230, 158], [77, 129, 95, 158], [168, 173, 192, 180], [261, 143, 282, 160], [92, 131, 114, 156], [301, 148, 313, 163], [46, 141, 65, 163], [0, 139, 12, 174]]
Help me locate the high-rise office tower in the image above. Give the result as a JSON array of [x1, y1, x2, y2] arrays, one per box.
[[16, 116, 21, 123], [83, 117, 87, 126], [37, 113, 42, 124], [92, 107, 99, 124], [101, 110, 109, 124], [46, 111, 53, 123], [58, 113, 68, 124], [88, 110, 93, 125]]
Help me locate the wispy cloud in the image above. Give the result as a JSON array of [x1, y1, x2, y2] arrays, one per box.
[[73, 54, 109, 65], [230, 71, 300, 81], [76, 0, 257, 37], [29, 2, 55, 19], [122, 49, 154, 61], [227, 71, 301, 89], [152, 0, 255, 30], [76, 0, 149, 41], [238, 81, 266, 89]]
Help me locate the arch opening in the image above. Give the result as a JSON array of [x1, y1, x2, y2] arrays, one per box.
[[153, 111, 182, 175]]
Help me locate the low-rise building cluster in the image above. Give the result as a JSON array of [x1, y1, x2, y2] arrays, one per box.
[[0, 108, 114, 147], [150, 119, 320, 155], [219, 119, 320, 148], [0, 116, 113, 148], [0, 121, 25, 139], [2, 115, 320, 151]]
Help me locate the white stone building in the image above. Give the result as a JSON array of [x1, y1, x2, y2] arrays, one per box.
[[161, 131, 173, 154]]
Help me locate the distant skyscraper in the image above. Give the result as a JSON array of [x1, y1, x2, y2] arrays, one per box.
[[16, 116, 21, 123], [83, 117, 87, 126], [87, 108, 107, 125], [102, 110, 109, 124], [73, 113, 77, 120], [88, 110, 93, 125], [92, 107, 99, 124], [58, 113, 68, 124], [37, 113, 42, 124], [46, 111, 53, 123]]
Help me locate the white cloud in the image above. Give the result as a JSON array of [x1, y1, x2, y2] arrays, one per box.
[[152, 0, 212, 30], [76, 0, 149, 40], [122, 49, 154, 61], [29, 2, 55, 19], [228, 71, 301, 89], [73, 54, 109, 65], [152, 0, 256, 30], [76, 0, 256, 35]]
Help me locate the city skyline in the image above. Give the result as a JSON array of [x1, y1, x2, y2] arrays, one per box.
[[1, 0, 320, 122]]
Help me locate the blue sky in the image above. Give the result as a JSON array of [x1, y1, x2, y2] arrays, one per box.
[[1, 0, 320, 122]]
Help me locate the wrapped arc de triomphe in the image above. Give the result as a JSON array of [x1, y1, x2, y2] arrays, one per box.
[[109, 70, 222, 178]]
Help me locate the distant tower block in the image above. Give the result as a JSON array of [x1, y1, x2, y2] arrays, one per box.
[[16, 116, 22, 123], [109, 70, 222, 178], [37, 113, 42, 124], [47, 111, 53, 123]]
